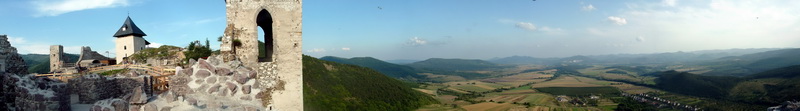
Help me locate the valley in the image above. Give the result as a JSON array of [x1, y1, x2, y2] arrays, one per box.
[[314, 48, 800, 111]]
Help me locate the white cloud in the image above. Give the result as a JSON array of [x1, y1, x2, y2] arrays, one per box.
[[636, 36, 645, 42], [32, 0, 130, 17], [306, 48, 326, 53], [341, 47, 351, 51], [582, 4, 596, 11], [515, 22, 537, 31], [407, 37, 427, 46], [662, 0, 677, 7], [147, 42, 164, 48], [6, 36, 26, 45], [540, 27, 566, 35], [607, 16, 627, 25]]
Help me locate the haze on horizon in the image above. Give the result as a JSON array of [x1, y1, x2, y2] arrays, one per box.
[[304, 0, 800, 60]]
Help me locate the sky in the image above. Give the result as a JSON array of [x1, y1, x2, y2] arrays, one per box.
[[304, 0, 800, 60], [0, 0, 225, 56], [1, 0, 799, 61]]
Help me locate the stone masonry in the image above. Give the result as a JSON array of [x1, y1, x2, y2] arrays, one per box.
[[219, 0, 303, 110], [0, 35, 27, 75], [1, 73, 70, 111]]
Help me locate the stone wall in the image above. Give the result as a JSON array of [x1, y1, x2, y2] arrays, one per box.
[[155, 56, 265, 110], [50, 45, 64, 73], [0, 73, 70, 111], [68, 74, 149, 104], [219, 0, 303, 110], [0, 35, 27, 74], [76, 46, 112, 63]]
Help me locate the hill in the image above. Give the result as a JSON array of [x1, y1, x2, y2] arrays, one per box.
[[490, 48, 780, 65], [654, 65, 800, 105], [21, 53, 79, 73], [488, 56, 557, 65], [303, 55, 438, 110], [700, 48, 800, 76], [408, 58, 508, 71], [320, 56, 425, 80]]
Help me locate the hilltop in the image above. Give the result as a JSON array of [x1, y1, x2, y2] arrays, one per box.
[[304, 55, 438, 110]]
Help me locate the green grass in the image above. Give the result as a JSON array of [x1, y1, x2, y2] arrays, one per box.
[[452, 85, 491, 92], [99, 69, 128, 76], [535, 87, 621, 97]]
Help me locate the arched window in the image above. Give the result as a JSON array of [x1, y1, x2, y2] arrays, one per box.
[[256, 9, 274, 62], [124, 46, 127, 50]]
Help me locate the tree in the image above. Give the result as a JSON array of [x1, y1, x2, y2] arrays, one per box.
[[184, 40, 212, 61]]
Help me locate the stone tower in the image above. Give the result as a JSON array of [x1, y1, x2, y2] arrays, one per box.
[[113, 16, 150, 64], [50, 45, 64, 72], [220, 0, 302, 110]]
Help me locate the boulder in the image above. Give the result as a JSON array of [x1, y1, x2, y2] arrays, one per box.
[[233, 73, 250, 84], [143, 104, 158, 111], [207, 85, 221, 94], [111, 100, 128, 111], [128, 86, 147, 104], [195, 70, 211, 79], [182, 67, 193, 76], [198, 60, 216, 71], [160, 106, 172, 111], [242, 85, 251, 94], [186, 98, 198, 106], [215, 68, 232, 76], [206, 76, 217, 84], [226, 82, 237, 94]]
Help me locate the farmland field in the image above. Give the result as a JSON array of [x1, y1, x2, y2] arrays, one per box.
[[531, 76, 603, 88], [535, 87, 621, 96]]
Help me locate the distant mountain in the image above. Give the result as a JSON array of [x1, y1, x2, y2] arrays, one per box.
[[490, 48, 782, 65], [319, 56, 425, 80], [701, 48, 800, 76], [383, 59, 420, 65], [408, 58, 508, 71], [488, 56, 557, 65], [654, 65, 800, 105], [303, 55, 438, 110], [21, 53, 79, 73]]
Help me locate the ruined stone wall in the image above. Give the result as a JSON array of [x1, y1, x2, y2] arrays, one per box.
[[220, 0, 303, 110], [50, 45, 64, 73], [0, 35, 27, 74], [161, 56, 265, 110], [76, 46, 111, 62], [68, 74, 147, 104], [0, 73, 70, 111]]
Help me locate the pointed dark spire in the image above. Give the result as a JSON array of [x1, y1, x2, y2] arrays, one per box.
[[113, 16, 147, 37]]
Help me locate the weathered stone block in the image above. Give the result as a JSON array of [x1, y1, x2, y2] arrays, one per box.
[[215, 68, 232, 76], [207, 85, 221, 94], [226, 82, 237, 94], [195, 70, 211, 79], [206, 76, 217, 84], [198, 60, 216, 71], [143, 104, 158, 111], [242, 85, 251, 94]]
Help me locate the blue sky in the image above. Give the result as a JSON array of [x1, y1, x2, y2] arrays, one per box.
[[0, 0, 225, 56], [2, 0, 800, 60], [305, 0, 800, 60]]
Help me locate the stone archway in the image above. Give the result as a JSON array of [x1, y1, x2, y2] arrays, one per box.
[[256, 9, 274, 62]]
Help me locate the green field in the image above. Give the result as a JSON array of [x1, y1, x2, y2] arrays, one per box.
[[535, 87, 621, 96]]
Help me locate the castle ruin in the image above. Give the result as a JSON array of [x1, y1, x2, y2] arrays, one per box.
[[219, 0, 303, 110]]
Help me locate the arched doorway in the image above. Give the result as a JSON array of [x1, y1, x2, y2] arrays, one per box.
[[257, 9, 274, 62]]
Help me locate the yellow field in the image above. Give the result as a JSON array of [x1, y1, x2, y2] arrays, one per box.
[[461, 102, 522, 111], [531, 76, 603, 88]]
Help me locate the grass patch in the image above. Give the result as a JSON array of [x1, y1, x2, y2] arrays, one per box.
[[99, 69, 128, 76]]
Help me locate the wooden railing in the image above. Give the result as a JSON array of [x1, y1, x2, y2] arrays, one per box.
[[36, 64, 177, 93]]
